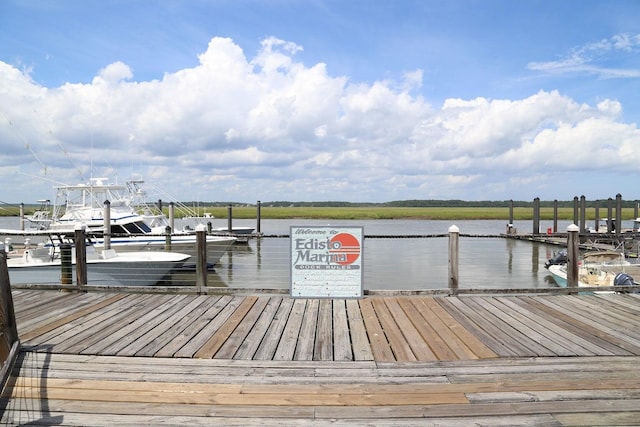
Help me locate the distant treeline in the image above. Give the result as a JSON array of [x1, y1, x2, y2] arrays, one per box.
[[184, 199, 640, 208]]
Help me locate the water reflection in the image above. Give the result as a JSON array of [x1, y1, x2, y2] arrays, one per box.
[[208, 232, 563, 291], [0, 217, 567, 291]]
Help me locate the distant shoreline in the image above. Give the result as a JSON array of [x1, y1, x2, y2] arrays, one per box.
[[3, 206, 637, 221]]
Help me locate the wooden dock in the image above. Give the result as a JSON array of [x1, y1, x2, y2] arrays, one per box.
[[2, 290, 640, 425]]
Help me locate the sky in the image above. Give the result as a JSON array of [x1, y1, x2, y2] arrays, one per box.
[[1, 0, 640, 204]]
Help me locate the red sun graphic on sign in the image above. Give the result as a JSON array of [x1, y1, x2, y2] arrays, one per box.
[[328, 233, 361, 265]]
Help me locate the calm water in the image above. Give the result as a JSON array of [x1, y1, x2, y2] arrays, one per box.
[[0, 216, 570, 291], [204, 218, 570, 290]]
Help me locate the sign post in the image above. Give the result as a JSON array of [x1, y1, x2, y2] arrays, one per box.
[[290, 226, 363, 298]]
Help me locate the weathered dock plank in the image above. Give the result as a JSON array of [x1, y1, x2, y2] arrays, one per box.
[[293, 298, 317, 360], [371, 297, 416, 361], [331, 299, 353, 361], [134, 294, 215, 357], [5, 290, 640, 425], [215, 296, 269, 359], [273, 298, 305, 360], [3, 351, 640, 426], [419, 297, 496, 359], [436, 296, 525, 357], [517, 295, 636, 355], [253, 297, 293, 360], [314, 299, 334, 361], [195, 296, 258, 358], [232, 296, 281, 360], [12, 291, 640, 362], [358, 298, 395, 361], [151, 295, 224, 357], [345, 299, 373, 361]]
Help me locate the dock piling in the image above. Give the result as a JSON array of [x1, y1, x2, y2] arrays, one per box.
[[566, 224, 579, 294], [579, 195, 586, 234], [103, 200, 111, 250], [616, 193, 622, 236], [165, 226, 172, 251], [74, 224, 87, 287], [256, 200, 262, 234], [169, 202, 175, 232], [532, 197, 540, 234], [196, 224, 207, 292], [448, 225, 459, 296]]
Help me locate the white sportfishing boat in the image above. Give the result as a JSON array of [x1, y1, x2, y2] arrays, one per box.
[[3, 243, 190, 286], [23, 178, 236, 267]]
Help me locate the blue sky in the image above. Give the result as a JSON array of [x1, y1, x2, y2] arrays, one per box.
[[1, 0, 640, 204]]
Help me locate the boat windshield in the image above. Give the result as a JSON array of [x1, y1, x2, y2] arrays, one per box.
[[112, 221, 152, 235]]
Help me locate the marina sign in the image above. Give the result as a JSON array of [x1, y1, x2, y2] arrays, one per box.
[[290, 226, 363, 298]]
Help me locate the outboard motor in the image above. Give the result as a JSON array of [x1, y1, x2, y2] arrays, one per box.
[[614, 272, 638, 293], [545, 249, 567, 269]]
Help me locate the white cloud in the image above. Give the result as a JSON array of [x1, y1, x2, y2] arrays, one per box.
[[528, 33, 640, 79], [1, 36, 639, 203], [93, 61, 133, 85]]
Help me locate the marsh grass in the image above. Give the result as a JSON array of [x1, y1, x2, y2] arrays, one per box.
[[202, 206, 638, 221], [7, 205, 636, 221]]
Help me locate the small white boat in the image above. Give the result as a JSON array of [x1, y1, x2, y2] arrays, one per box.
[[4, 244, 190, 286], [546, 250, 635, 293]]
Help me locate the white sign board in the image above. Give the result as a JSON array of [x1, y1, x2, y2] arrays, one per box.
[[290, 226, 363, 298]]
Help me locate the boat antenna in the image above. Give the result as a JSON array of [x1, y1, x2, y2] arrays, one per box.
[[2, 110, 86, 181], [1, 111, 48, 175]]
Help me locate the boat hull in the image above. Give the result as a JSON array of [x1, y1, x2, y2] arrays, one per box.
[[547, 264, 618, 294], [89, 235, 236, 267], [7, 251, 189, 286]]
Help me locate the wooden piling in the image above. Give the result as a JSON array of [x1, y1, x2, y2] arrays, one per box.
[[227, 205, 233, 233], [169, 202, 175, 232], [256, 200, 262, 234], [448, 225, 459, 296], [595, 200, 600, 232], [196, 224, 207, 291], [616, 193, 622, 236], [533, 197, 540, 234], [579, 195, 586, 234], [566, 224, 579, 294], [164, 226, 172, 251], [103, 200, 111, 250], [553, 199, 558, 232], [74, 224, 87, 287]]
